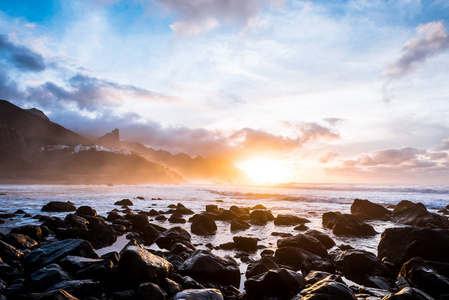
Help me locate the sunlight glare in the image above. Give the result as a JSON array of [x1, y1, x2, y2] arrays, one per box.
[[238, 158, 289, 184]]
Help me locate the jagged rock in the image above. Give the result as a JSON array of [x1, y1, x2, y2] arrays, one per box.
[[382, 287, 434, 300], [155, 227, 191, 250], [59, 255, 114, 280], [299, 279, 357, 300], [350, 199, 391, 220], [10, 225, 44, 241], [305, 229, 336, 249], [87, 224, 117, 249], [277, 233, 327, 257], [42, 201, 76, 212], [0, 240, 24, 261], [75, 206, 97, 217], [29, 263, 72, 291], [250, 210, 275, 225], [305, 271, 343, 285], [24, 239, 99, 271], [178, 250, 240, 287], [173, 289, 223, 300], [191, 215, 217, 235], [397, 257, 449, 298], [245, 268, 305, 298], [2, 233, 38, 249], [322, 212, 377, 236], [118, 244, 173, 283], [378, 227, 449, 267], [334, 249, 391, 287], [230, 219, 250, 231], [114, 199, 133, 206], [137, 282, 166, 300], [45, 279, 103, 299], [233, 236, 257, 252], [132, 214, 149, 231], [392, 200, 449, 228], [274, 214, 310, 226], [246, 257, 279, 278]]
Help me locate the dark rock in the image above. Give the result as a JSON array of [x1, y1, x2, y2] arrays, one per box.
[[245, 268, 305, 298], [137, 282, 166, 300], [173, 288, 223, 300], [300, 279, 357, 300], [392, 200, 449, 228], [275, 246, 335, 274], [335, 249, 391, 286], [155, 215, 167, 221], [55, 227, 88, 240], [107, 212, 122, 222], [65, 214, 89, 230], [382, 287, 434, 300], [24, 239, 99, 271], [168, 213, 186, 224], [176, 203, 194, 215], [170, 242, 196, 255], [230, 205, 249, 216], [322, 212, 377, 236], [149, 209, 160, 216], [42, 201, 76, 212], [397, 257, 449, 298], [206, 205, 219, 213], [274, 214, 310, 225], [59, 255, 113, 280], [191, 215, 217, 235], [155, 227, 191, 250], [351, 199, 391, 220], [271, 232, 293, 237], [45, 279, 103, 299], [75, 206, 97, 217], [114, 199, 133, 206], [2, 233, 38, 249], [142, 224, 164, 245], [219, 210, 239, 221], [250, 210, 275, 225], [83, 216, 106, 229], [230, 219, 250, 231], [161, 278, 182, 297], [181, 276, 205, 289], [101, 251, 120, 265], [251, 204, 267, 210], [87, 224, 117, 249], [305, 271, 343, 285], [233, 236, 257, 252], [378, 227, 449, 267], [11, 225, 44, 241], [29, 263, 72, 291], [111, 290, 136, 300], [294, 224, 308, 231], [305, 229, 336, 249], [246, 257, 279, 278], [131, 214, 149, 231], [118, 243, 173, 283], [277, 233, 327, 257], [0, 240, 24, 261], [29, 289, 80, 300], [178, 250, 240, 287]]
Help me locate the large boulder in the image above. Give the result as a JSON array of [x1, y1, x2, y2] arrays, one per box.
[[10, 225, 44, 241], [397, 257, 449, 298], [275, 246, 335, 274], [87, 224, 118, 249], [114, 199, 133, 206], [277, 233, 327, 257], [75, 206, 97, 217], [250, 210, 274, 225], [245, 268, 305, 298], [378, 227, 449, 267], [246, 257, 279, 278], [178, 250, 240, 287], [175, 203, 194, 215], [230, 219, 250, 231], [350, 199, 391, 220], [233, 236, 258, 252], [382, 287, 434, 300], [64, 214, 89, 230], [118, 243, 173, 283], [334, 249, 391, 286], [305, 230, 336, 249], [0, 240, 24, 262], [24, 239, 99, 271], [299, 279, 357, 300], [392, 200, 449, 228], [155, 227, 191, 250], [1, 233, 38, 249], [59, 255, 114, 280], [173, 289, 223, 300], [137, 282, 166, 300], [274, 214, 310, 226], [29, 263, 72, 291], [191, 215, 217, 235], [142, 224, 165, 245], [42, 201, 76, 212], [322, 212, 377, 236], [132, 214, 149, 231]]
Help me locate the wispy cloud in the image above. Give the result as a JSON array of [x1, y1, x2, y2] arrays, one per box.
[[0, 34, 46, 72]]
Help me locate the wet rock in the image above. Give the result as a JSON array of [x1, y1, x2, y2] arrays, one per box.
[[176, 203, 194, 215], [161, 278, 182, 297], [219, 210, 239, 221], [24, 239, 99, 271], [11, 225, 44, 242], [45, 279, 103, 299], [142, 224, 164, 245], [274, 214, 310, 226], [233, 236, 257, 252], [382, 287, 434, 300], [107, 211, 123, 222], [181, 276, 205, 289], [299, 279, 357, 300], [59, 255, 114, 280], [0, 240, 24, 261], [191, 215, 217, 235], [149, 209, 160, 216], [155, 215, 167, 221], [75, 206, 97, 217], [305, 229, 336, 249], [275, 246, 335, 274], [335, 249, 391, 287], [250, 210, 275, 225], [101, 251, 120, 265], [28, 289, 80, 300], [55, 227, 88, 240], [114, 199, 133, 206], [131, 214, 149, 231], [173, 288, 223, 300], [305, 271, 343, 285], [251, 204, 267, 210], [137, 282, 166, 300], [246, 257, 279, 278], [277, 233, 327, 257], [350, 199, 391, 220], [87, 224, 117, 249], [378, 227, 449, 267], [168, 213, 186, 224], [29, 263, 72, 291], [206, 205, 219, 213], [294, 224, 308, 231], [322, 212, 377, 236], [230, 219, 250, 231], [118, 243, 173, 283], [230, 205, 249, 216], [178, 250, 240, 287], [111, 289, 136, 300], [155, 227, 191, 250], [397, 257, 449, 298], [65, 214, 89, 230], [392, 200, 449, 228], [245, 268, 305, 298], [2, 233, 38, 249], [271, 232, 293, 237], [42, 201, 76, 212], [169, 242, 196, 256]]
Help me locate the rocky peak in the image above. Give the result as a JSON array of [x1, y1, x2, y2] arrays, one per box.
[[26, 108, 50, 121], [96, 128, 121, 148]]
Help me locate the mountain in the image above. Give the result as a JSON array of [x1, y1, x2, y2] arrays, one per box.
[[0, 100, 184, 184]]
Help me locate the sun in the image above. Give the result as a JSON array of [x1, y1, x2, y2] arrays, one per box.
[[238, 158, 290, 184]]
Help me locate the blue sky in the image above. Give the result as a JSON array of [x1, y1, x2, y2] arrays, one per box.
[[1, 0, 449, 183]]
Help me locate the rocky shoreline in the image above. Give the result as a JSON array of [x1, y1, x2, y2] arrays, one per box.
[[1, 197, 449, 299]]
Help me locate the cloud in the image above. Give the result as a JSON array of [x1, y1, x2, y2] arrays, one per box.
[[0, 68, 24, 101], [0, 34, 46, 72], [384, 21, 449, 78], [319, 149, 339, 163], [151, 0, 272, 35], [283, 121, 340, 142], [440, 137, 449, 150]]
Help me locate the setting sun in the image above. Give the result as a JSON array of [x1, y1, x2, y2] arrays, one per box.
[[238, 159, 290, 184]]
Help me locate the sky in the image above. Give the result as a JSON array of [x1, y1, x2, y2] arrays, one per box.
[[1, 0, 449, 184]]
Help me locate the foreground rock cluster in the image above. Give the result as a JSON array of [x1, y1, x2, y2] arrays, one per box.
[[0, 197, 449, 299]]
